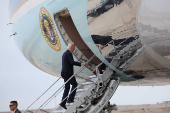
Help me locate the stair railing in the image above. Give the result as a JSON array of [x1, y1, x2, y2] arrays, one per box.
[[38, 64, 101, 112], [24, 36, 120, 113], [35, 52, 100, 113], [23, 77, 62, 113]]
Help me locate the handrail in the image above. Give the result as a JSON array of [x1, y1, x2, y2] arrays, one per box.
[[36, 73, 96, 113], [45, 40, 120, 112], [41, 87, 64, 110], [76, 75, 94, 83], [35, 52, 98, 113], [41, 69, 97, 111], [24, 31, 137, 113], [24, 51, 97, 113], [49, 75, 96, 113], [78, 47, 90, 62], [23, 77, 62, 113], [35, 74, 77, 113]]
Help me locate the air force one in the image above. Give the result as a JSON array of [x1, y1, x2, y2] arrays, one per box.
[[9, 0, 170, 112]]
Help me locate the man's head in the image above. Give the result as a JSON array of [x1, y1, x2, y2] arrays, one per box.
[[67, 43, 75, 52], [9, 101, 18, 111]]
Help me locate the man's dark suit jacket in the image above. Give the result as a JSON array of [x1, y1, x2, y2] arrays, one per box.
[[14, 109, 21, 113], [61, 50, 81, 78]]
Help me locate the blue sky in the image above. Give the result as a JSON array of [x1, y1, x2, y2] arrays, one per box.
[[0, 0, 170, 112]]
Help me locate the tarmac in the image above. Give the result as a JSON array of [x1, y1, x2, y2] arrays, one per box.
[[1, 103, 170, 113], [112, 103, 170, 113]]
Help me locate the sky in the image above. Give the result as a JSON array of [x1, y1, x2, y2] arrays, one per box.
[[0, 0, 170, 112]]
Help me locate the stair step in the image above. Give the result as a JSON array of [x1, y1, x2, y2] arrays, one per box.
[[106, 57, 113, 63], [116, 45, 126, 51], [74, 95, 80, 100], [53, 110, 65, 113], [76, 82, 94, 95], [111, 58, 120, 67], [88, 75, 96, 79], [81, 82, 93, 85], [88, 75, 97, 81], [75, 88, 88, 96], [77, 82, 93, 90], [52, 39, 142, 113], [66, 103, 74, 107], [54, 106, 66, 112], [77, 88, 88, 92], [66, 103, 87, 110], [109, 51, 117, 56]]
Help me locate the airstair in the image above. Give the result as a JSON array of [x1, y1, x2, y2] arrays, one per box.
[[53, 67, 119, 113], [23, 35, 144, 113]]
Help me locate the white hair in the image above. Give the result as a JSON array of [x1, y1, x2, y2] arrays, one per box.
[[67, 43, 74, 49]]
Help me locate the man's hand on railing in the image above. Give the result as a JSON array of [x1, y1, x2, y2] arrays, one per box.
[[82, 62, 87, 66], [100, 45, 104, 49]]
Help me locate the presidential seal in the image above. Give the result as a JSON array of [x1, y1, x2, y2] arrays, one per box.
[[39, 7, 61, 51]]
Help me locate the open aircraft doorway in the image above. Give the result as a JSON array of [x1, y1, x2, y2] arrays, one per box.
[[54, 9, 100, 71]]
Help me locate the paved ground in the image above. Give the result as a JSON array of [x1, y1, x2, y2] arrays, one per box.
[[1, 104, 170, 113], [112, 104, 170, 113]]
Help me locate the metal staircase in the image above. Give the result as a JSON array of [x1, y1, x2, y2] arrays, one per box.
[[53, 66, 119, 113], [52, 36, 144, 113], [23, 35, 145, 113]]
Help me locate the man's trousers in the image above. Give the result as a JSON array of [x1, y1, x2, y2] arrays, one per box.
[[61, 76, 78, 105]]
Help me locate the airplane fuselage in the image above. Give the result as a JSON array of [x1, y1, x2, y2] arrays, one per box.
[[9, 0, 170, 85]]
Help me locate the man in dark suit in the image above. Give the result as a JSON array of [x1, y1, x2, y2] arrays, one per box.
[[9, 101, 21, 113], [60, 43, 87, 109]]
